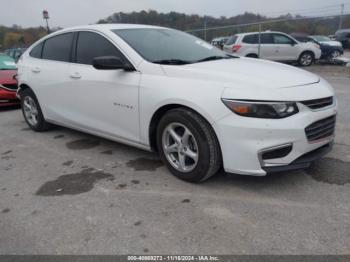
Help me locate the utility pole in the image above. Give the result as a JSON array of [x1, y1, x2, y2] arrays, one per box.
[[204, 15, 207, 41], [43, 10, 50, 34], [339, 3, 344, 30], [258, 24, 262, 58]]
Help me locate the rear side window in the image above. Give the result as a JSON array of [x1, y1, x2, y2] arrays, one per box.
[[243, 34, 259, 44], [42, 33, 74, 62], [261, 34, 274, 44], [226, 36, 238, 45], [75, 31, 125, 65], [30, 42, 43, 58]]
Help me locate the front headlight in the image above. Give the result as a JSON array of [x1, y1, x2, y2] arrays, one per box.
[[222, 99, 299, 119]]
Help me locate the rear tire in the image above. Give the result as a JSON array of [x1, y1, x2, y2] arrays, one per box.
[[156, 108, 221, 183], [298, 51, 314, 67], [20, 88, 52, 132]]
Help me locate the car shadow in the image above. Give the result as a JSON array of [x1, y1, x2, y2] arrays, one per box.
[[0, 105, 21, 112], [23, 122, 310, 189]]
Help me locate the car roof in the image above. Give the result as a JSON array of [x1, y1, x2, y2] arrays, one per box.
[[55, 23, 165, 34], [233, 31, 287, 37]]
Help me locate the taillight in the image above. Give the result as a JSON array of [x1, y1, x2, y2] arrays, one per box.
[[232, 44, 242, 52]]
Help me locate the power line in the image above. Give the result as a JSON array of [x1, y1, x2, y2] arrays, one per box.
[[260, 2, 350, 16], [186, 12, 350, 33]]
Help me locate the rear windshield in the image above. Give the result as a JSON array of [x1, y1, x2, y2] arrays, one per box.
[[226, 36, 238, 45]]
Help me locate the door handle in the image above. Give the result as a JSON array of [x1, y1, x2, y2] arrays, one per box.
[[70, 72, 81, 79], [32, 67, 41, 73]]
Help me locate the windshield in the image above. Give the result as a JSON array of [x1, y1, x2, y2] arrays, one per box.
[[312, 36, 331, 42], [0, 55, 16, 70], [113, 28, 231, 64]]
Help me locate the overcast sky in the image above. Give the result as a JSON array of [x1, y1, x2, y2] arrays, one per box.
[[0, 0, 347, 28]]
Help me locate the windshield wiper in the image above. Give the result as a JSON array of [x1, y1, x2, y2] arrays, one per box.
[[194, 55, 235, 63], [152, 59, 191, 65]]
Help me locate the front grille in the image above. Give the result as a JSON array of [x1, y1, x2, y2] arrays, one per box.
[[301, 97, 334, 110], [305, 115, 336, 142], [0, 84, 18, 91]]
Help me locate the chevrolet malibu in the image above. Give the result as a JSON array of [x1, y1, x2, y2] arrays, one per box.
[[16, 24, 337, 183]]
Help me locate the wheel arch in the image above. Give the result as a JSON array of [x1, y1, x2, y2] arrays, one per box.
[[246, 53, 259, 58], [18, 83, 32, 95], [299, 50, 316, 58], [148, 103, 220, 153]]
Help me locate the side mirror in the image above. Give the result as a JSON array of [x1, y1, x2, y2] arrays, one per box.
[[92, 56, 134, 71]]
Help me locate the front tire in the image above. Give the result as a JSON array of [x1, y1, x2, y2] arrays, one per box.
[[298, 51, 314, 67], [20, 88, 52, 132], [156, 108, 221, 183], [330, 50, 341, 60]]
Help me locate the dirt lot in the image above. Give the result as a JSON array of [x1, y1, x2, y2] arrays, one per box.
[[0, 65, 350, 255]]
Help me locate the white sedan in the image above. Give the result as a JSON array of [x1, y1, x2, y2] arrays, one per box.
[[16, 24, 337, 182]]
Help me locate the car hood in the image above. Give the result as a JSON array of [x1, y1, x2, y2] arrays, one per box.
[[320, 40, 343, 47], [0, 70, 17, 85], [161, 58, 320, 89]]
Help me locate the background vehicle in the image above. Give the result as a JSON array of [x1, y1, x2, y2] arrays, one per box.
[[223, 31, 322, 66], [5, 48, 27, 62], [0, 54, 19, 107], [17, 25, 336, 183], [292, 33, 344, 60], [211, 37, 229, 49], [335, 29, 350, 49]]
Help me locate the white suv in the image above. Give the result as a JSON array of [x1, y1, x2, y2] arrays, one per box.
[[223, 31, 322, 66], [16, 24, 336, 183]]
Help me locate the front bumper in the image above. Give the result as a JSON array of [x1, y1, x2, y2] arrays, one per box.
[[213, 102, 337, 176], [0, 88, 19, 107]]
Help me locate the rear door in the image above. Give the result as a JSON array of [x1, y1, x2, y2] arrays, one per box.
[[258, 33, 276, 60], [25, 33, 74, 120]]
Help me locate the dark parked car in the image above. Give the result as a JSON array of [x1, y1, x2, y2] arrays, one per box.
[[335, 29, 350, 49], [292, 33, 343, 60]]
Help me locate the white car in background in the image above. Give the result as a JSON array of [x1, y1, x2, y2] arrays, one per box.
[[16, 24, 336, 183], [223, 31, 322, 66]]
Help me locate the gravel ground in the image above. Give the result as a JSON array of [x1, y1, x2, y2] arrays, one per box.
[[0, 68, 349, 255]]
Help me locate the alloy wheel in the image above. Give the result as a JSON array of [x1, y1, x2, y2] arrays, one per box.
[[331, 50, 341, 59], [23, 96, 39, 126], [300, 53, 313, 66], [162, 122, 199, 173]]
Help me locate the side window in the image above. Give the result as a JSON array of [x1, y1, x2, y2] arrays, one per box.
[[273, 34, 294, 45], [260, 34, 274, 44], [76, 31, 125, 65], [42, 33, 74, 62], [30, 42, 43, 59], [243, 34, 259, 44]]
